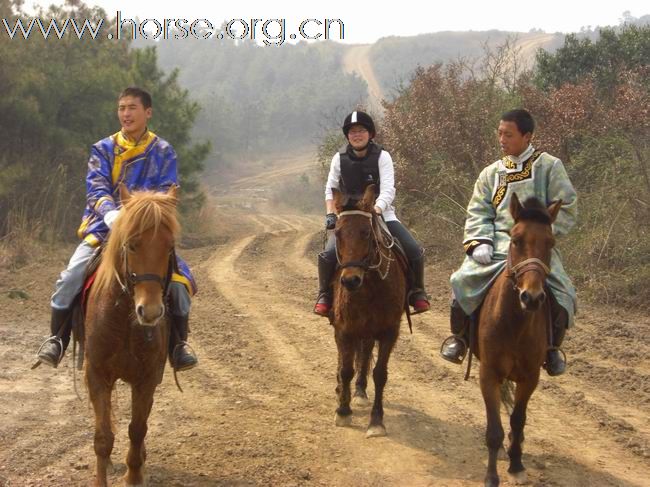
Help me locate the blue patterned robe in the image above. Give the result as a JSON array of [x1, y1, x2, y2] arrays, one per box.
[[77, 130, 196, 295]]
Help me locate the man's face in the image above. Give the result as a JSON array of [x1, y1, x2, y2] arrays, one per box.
[[497, 120, 531, 157], [347, 124, 371, 150], [118, 95, 152, 138]]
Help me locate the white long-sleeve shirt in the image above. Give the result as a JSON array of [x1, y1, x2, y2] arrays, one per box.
[[324, 149, 398, 222]]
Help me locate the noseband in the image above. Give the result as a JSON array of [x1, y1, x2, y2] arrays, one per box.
[[115, 242, 175, 296], [334, 210, 394, 280], [506, 250, 550, 292]]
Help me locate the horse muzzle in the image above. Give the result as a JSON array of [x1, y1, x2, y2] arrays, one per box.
[[341, 273, 363, 291], [136, 303, 166, 327], [519, 289, 546, 312]]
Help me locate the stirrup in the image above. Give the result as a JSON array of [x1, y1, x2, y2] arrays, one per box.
[[543, 346, 567, 370], [439, 335, 468, 364], [33, 336, 64, 369], [172, 341, 198, 371], [408, 290, 430, 315], [313, 293, 332, 316]]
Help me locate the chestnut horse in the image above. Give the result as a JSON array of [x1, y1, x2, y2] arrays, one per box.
[[476, 194, 563, 487], [84, 184, 179, 487], [330, 185, 408, 438]]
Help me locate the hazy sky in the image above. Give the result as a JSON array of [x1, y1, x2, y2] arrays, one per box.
[[28, 0, 649, 44]]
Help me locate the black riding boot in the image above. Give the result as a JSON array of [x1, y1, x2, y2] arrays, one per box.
[[314, 253, 337, 316], [440, 299, 470, 364], [546, 301, 568, 376], [408, 252, 430, 313], [169, 314, 198, 371], [36, 308, 72, 368]]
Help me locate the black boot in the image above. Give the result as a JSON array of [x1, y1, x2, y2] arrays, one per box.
[[440, 299, 469, 364], [314, 253, 337, 316], [408, 252, 430, 314], [169, 314, 198, 371], [546, 303, 568, 376], [36, 308, 72, 368]]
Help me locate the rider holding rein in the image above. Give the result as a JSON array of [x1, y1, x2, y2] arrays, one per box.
[[35, 87, 198, 372], [440, 109, 578, 376], [314, 110, 430, 316]]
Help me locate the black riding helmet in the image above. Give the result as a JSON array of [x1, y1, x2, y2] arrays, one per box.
[[342, 111, 376, 138]]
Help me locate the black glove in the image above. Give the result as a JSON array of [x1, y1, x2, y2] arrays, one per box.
[[325, 213, 338, 230]]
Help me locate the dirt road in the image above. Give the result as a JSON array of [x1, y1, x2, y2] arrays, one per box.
[[1, 153, 648, 486]]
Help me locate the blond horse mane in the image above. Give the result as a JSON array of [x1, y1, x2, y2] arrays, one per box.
[[93, 190, 180, 296]]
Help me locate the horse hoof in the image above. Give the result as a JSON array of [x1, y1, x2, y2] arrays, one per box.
[[124, 479, 148, 487], [484, 477, 499, 487], [508, 470, 527, 485], [365, 424, 387, 438], [335, 413, 352, 427], [352, 395, 370, 407]]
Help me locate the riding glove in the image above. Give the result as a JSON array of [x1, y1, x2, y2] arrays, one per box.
[[104, 209, 121, 229], [325, 213, 338, 230], [471, 243, 493, 265]]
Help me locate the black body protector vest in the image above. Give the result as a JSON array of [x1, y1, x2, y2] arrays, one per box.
[[338, 142, 383, 199]]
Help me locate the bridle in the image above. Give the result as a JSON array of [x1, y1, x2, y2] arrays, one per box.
[[506, 250, 550, 293], [114, 240, 176, 296], [334, 210, 395, 280]]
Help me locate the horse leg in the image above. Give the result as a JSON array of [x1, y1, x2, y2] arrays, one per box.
[[366, 329, 397, 438], [352, 338, 374, 407], [507, 374, 539, 484], [124, 382, 156, 486], [334, 331, 355, 427], [480, 368, 504, 487], [87, 368, 114, 487]]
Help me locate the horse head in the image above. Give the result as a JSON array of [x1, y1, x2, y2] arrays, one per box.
[[332, 184, 379, 291], [94, 183, 179, 326], [508, 193, 562, 312]]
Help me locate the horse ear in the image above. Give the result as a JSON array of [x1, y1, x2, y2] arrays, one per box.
[[332, 188, 344, 213], [547, 199, 563, 223], [360, 184, 376, 211], [509, 192, 522, 221], [119, 183, 131, 204]]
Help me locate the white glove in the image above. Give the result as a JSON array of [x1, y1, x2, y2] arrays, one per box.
[[472, 244, 493, 265], [104, 209, 120, 229]]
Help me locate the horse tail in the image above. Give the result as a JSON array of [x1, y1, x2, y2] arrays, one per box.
[[500, 380, 515, 414]]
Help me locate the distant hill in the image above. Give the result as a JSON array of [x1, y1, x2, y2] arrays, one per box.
[[141, 16, 648, 163], [368, 30, 565, 98]]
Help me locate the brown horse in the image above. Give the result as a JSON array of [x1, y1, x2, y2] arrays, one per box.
[[476, 193, 563, 487], [84, 184, 179, 487], [330, 184, 407, 437]]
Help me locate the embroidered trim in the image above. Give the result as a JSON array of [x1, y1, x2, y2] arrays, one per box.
[[503, 156, 517, 169], [463, 239, 493, 255], [492, 150, 541, 208]]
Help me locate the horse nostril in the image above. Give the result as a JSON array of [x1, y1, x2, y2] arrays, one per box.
[[341, 275, 362, 290], [520, 290, 531, 305], [136, 304, 145, 318], [540, 291, 547, 303]]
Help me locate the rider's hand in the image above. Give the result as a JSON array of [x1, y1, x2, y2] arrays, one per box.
[[471, 243, 493, 265], [104, 209, 120, 229], [325, 213, 338, 230], [374, 205, 382, 215]]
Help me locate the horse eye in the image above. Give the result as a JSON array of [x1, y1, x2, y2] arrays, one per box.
[[511, 238, 520, 247], [361, 229, 371, 239], [128, 243, 137, 252]]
